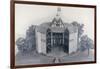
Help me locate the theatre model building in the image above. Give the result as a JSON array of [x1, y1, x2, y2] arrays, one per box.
[[31, 7, 79, 55]]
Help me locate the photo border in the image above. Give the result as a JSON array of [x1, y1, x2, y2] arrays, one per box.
[[10, 0, 97, 69]]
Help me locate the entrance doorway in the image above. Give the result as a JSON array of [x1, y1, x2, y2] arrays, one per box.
[[51, 33, 63, 53], [46, 29, 69, 54], [52, 33, 63, 50]]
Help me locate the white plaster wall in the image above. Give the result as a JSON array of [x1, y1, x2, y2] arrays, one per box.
[[35, 30, 38, 53], [69, 32, 78, 54], [36, 32, 42, 53], [41, 33, 46, 54]]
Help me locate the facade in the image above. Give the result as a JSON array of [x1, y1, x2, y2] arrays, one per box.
[[34, 8, 79, 54]]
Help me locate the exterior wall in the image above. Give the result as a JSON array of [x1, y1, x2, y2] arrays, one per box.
[[36, 31, 42, 53], [35, 30, 46, 54], [41, 33, 46, 54], [35, 27, 78, 54], [69, 32, 78, 54]]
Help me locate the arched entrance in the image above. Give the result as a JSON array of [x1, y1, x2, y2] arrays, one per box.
[[52, 33, 63, 52], [46, 28, 69, 54]]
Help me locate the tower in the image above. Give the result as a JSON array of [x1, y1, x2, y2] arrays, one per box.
[[51, 7, 64, 27], [56, 7, 61, 20]]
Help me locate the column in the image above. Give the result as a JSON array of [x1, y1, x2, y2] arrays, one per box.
[[51, 32, 53, 47], [63, 32, 64, 45]]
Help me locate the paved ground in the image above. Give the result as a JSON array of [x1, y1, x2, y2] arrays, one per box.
[[47, 46, 67, 57], [15, 49, 94, 65]]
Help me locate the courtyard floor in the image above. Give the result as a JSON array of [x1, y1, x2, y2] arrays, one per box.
[[15, 49, 94, 66]]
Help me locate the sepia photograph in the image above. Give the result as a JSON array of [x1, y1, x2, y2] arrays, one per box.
[[10, 1, 96, 68]]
